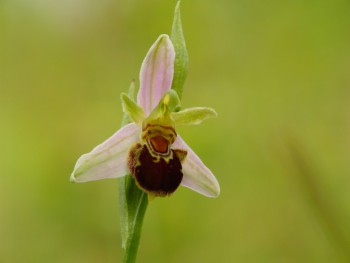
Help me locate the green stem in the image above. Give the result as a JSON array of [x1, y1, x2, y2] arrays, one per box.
[[118, 2, 188, 261], [123, 191, 148, 263]]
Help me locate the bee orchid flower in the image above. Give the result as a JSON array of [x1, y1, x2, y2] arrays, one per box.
[[71, 34, 220, 198]]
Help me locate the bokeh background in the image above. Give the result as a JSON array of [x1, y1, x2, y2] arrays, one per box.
[[1, 0, 350, 262]]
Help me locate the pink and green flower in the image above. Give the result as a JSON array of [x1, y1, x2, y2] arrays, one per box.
[[71, 34, 220, 198]]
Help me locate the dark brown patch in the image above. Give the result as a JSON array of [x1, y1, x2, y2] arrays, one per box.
[[132, 145, 183, 196]]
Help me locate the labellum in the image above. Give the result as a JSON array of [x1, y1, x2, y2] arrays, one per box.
[[128, 124, 187, 197]]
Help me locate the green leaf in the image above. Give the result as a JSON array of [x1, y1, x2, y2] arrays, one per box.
[[171, 1, 189, 100], [119, 81, 148, 263], [172, 107, 217, 126]]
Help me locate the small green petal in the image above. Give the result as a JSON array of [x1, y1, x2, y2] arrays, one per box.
[[172, 107, 217, 126], [121, 93, 146, 125]]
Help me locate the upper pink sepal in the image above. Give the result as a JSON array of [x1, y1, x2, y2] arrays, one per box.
[[137, 34, 175, 115]]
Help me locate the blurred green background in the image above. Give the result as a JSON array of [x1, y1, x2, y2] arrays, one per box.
[[1, 0, 350, 262]]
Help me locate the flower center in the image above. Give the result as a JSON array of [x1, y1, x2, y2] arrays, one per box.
[[128, 124, 188, 197], [141, 124, 176, 156]]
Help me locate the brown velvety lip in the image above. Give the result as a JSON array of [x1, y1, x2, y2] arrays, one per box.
[[134, 145, 183, 196]]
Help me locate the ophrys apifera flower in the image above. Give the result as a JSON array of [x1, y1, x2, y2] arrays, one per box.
[[71, 34, 220, 198]]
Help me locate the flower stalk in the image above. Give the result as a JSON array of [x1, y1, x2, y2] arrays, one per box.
[[120, 3, 189, 261]]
